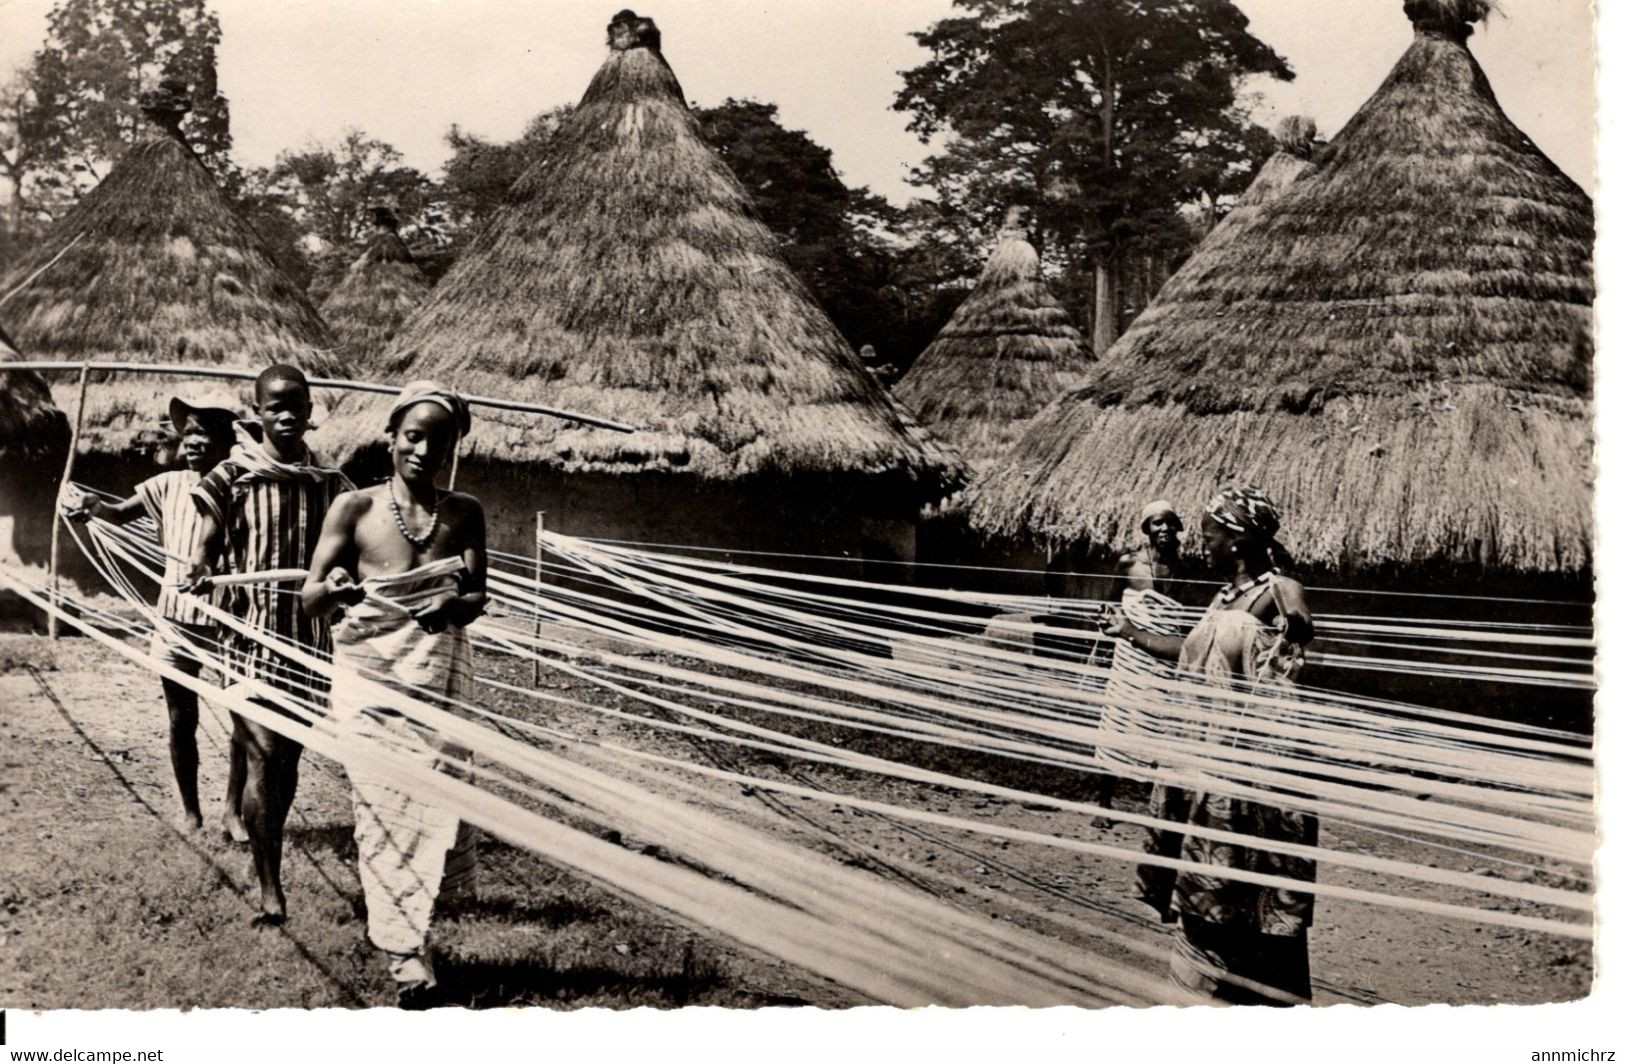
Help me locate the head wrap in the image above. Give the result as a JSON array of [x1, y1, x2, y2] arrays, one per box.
[[388, 380, 472, 439], [1205, 483, 1282, 542], [1139, 499, 1182, 535], [167, 392, 239, 436]]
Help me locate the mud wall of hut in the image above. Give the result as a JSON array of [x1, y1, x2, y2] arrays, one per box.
[[352, 461, 925, 581]]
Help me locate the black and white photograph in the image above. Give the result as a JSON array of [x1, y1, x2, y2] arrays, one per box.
[[0, 0, 1609, 1053]]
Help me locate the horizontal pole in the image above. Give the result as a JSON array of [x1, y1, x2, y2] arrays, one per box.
[[0, 360, 637, 434]]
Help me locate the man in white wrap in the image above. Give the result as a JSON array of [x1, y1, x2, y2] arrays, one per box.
[[302, 381, 488, 1007]]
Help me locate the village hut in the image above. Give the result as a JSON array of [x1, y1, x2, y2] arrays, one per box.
[[0, 79, 338, 492], [967, 0, 1593, 592], [328, 11, 964, 565], [318, 206, 431, 369], [1210, 115, 1319, 235], [894, 206, 1089, 473], [0, 320, 71, 565]]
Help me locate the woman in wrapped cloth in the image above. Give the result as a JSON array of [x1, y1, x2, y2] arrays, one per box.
[[302, 381, 487, 1006], [1093, 499, 1188, 826], [1102, 483, 1316, 1005]]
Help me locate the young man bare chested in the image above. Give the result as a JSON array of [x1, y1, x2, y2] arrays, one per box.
[[302, 381, 487, 1006]]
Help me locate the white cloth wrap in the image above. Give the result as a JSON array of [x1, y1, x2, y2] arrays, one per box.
[[329, 560, 478, 961], [1097, 588, 1184, 774]]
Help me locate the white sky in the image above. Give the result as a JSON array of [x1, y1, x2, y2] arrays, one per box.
[[0, 0, 1596, 202]]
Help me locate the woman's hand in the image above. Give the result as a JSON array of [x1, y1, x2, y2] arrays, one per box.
[[324, 567, 368, 608], [411, 591, 458, 635], [1097, 605, 1129, 638], [177, 560, 214, 595], [63, 494, 102, 524]]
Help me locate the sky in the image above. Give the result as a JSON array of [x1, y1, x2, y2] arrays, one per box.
[[0, 0, 1597, 202]]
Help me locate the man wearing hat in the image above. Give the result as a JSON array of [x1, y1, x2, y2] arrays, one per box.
[[66, 392, 240, 836]]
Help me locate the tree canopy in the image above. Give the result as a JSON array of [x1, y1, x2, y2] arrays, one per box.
[[30, 0, 231, 191], [895, 0, 1292, 353]]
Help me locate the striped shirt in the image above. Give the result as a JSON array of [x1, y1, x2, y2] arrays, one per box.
[[135, 470, 216, 626], [193, 442, 353, 691]]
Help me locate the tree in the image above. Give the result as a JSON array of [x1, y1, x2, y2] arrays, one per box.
[[0, 71, 54, 237], [440, 107, 570, 241], [219, 165, 315, 291], [695, 99, 939, 362], [896, 0, 1291, 353], [265, 130, 437, 298], [28, 0, 231, 197]]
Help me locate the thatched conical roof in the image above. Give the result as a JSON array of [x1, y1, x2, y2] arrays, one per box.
[[327, 11, 961, 500], [0, 81, 337, 458], [319, 206, 431, 370], [0, 319, 70, 464], [1221, 116, 1318, 224], [967, 0, 1594, 574], [893, 208, 1089, 472]]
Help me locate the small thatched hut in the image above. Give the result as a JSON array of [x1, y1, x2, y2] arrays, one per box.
[[319, 206, 431, 370], [0, 320, 71, 566], [1207, 115, 1319, 239], [0, 80, 337, 483], [894, 207, 1089, 473], [329, 11, 963, 564], [968, 0, 1593, 588]]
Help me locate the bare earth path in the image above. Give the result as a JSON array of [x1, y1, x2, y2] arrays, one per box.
[[0, 633, 1592, 1009]]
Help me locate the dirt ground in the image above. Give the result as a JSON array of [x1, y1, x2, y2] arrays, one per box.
[[0, 630, 1594, 1010]]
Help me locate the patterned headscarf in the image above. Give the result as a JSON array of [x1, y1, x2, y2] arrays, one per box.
[[387, 380, 472, 438], [1205, 483, 1282, 542]]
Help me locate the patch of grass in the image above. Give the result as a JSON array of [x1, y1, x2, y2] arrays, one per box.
[[0, 634, 56, 673]]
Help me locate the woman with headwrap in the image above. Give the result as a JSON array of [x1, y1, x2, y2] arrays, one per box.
[[1101, 483, 1316, 1005], [302, 380, 487, 1007], [1092, 500, 1189, 826]]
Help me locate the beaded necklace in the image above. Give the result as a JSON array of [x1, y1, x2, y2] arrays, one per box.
[[388, 479, 440, 552], [1216, 568, 1278, 606]]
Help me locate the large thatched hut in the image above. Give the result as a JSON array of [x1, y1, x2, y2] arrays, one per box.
[[0, 320, 71, 566], [0, 81, 338, 487], [319, 206, 431, 369], [968, 0, 1593, 589], [328, 11, 963, 564], [894, 207, 1089, 473]]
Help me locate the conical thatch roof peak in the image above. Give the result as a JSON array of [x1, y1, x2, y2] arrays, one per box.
[[138, 77, 192, 140], [319, 207, 431, 369], [330, 12, 961, 499], [893, 208, 1088, 472], [1404, 0, 1496, 41], [967, 2, 1592, 575], [0, 82, 337, 458]]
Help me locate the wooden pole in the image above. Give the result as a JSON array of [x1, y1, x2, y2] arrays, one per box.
[[532, 511, 546, 686], [1, 360, 636, 434], [49, 363, 91, 640]]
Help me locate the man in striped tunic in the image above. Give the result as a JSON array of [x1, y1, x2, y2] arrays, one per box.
[[67, 393, 238, 835], [183, 365, 354, 926]]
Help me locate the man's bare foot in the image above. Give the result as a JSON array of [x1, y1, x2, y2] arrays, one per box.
[[221, 813, 249, 845], [249, 885, 287, 928], [179, 810, 205, 836], [1091, 815, 1117, 829]]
